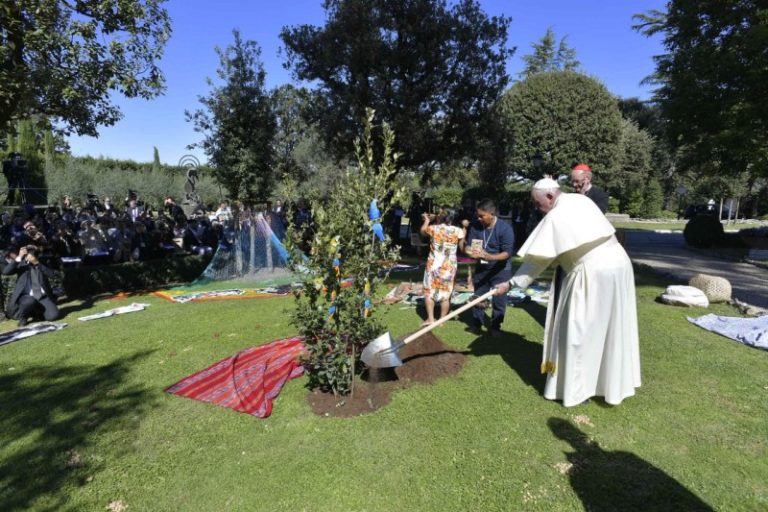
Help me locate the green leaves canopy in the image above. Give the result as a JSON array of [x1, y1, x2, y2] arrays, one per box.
[[0, 0, 170, 135], [186, 30, 276, 203], [280, 0, 513, 174], [491, 71, 623, 181], [520, 27, 580, 78], [635, 1, 768, 178]]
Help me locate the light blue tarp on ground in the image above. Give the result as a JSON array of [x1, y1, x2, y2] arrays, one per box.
[[687, 314, 768, 351]]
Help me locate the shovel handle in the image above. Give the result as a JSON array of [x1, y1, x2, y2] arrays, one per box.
[[401, 287, 500, 345]]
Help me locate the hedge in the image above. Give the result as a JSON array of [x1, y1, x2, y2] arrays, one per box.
[[1, 255, 211, 314], [60, 255, 211, 297]]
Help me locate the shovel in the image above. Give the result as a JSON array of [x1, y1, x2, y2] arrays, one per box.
[[360, 287, 500, 368]]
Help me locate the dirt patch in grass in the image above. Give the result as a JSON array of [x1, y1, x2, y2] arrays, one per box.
[[307, 331, 466, 417]]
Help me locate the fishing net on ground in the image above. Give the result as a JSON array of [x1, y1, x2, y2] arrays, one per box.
[[184, 211, 297, 290]]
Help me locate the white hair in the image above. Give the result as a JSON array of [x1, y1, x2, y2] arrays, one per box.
[[533, 177, 560, 190], [532, 178, 561, 198]]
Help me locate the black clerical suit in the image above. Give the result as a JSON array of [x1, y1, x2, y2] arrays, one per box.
[[585, 185, 609, 213], [3, 259, 59, 323]]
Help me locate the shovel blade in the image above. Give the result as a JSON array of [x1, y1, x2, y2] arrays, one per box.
[[361, 332, 403, 368]]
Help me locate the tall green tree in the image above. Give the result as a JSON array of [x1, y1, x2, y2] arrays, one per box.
[[269, 84, 346, 199], [634, 1, 768, 179], [490, 71, 623, 182], [520, 27, 580, 78], [43, 128, 55, 165], [618, 97, 682, 209], [13, 119, 47, 203], [270, 84, 313, 183], [610, 119, 654, 199], [187, 30, 276, 203], [618, 98, 663, 137], [152, 146, 161, 174], [0, 0, 171, 135], [280, 0, 513, 175]]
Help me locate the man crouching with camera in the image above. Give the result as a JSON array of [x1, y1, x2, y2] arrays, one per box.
[[3, 245, 59, 327]]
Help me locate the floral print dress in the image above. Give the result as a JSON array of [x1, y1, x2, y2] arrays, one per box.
[[423, 224, 465, 302]]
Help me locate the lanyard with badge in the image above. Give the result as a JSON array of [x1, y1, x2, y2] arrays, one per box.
[[472, 222, 495, 265], [481, 222, 496, 265]]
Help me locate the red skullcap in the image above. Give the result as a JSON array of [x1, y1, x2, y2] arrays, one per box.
[[572, 163, 592, 172]]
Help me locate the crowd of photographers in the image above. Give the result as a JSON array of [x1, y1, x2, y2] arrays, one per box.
[[0, 193, 236, 326], [0, 194, 235, 270]]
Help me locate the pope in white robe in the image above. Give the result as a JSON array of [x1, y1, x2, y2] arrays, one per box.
[[497, 178, 641, 406]]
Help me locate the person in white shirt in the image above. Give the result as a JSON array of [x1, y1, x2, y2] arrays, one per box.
[[214, 200, 233, 222], [496, 178, 640, 406]]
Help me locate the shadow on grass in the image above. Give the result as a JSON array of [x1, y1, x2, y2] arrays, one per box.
[[549, 418, 714, 511], [466, 321, 546, 392], [57, 296, 96, 318], [517, 300, 547, 328], [0, 351, 157, 512]]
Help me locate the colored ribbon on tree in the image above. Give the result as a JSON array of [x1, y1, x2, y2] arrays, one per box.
[[369, 199, 385, 241], [328, 288, 337, 321], [363, 279, 372, 318]]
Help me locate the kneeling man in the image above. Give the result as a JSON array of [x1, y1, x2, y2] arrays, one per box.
[[4, 245, 59, 326]]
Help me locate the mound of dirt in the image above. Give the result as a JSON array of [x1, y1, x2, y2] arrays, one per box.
[[307, 332, 466, 417]]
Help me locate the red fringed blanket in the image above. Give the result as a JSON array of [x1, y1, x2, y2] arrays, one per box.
[[165, 337, 306, 418]]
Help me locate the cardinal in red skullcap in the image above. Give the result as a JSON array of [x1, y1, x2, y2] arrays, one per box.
[[570, 163, 608, 213]]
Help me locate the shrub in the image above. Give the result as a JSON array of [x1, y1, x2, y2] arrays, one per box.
[[684, 215, 724, 248], [657, 209, 678, 219], [45, 156, 224, 209], [61, 256, 210, 297], [0, 256, 208, 316], [429, 186, 463, 209], [286, 110, 403, 395], [624, 188, 645, 218], [608, 196, 621, 214], [640, 179, 664, 218], [717, 233, 748, 248]]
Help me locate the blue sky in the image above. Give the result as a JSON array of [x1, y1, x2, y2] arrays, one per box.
[[67, 0, 667, 165]]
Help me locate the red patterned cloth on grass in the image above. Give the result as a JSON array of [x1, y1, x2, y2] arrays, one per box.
[[165, 337, 306, 418]]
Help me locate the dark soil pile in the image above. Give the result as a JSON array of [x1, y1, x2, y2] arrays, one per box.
[[307, 331, 466, 417]]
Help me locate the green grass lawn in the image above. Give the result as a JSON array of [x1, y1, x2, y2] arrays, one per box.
[[1, 268, 766, 511]]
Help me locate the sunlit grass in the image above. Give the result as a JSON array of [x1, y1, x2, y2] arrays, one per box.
[[0, 266, 765, 511]]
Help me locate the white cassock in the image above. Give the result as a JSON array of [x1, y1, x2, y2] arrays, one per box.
[[510, 193, 641, 406]]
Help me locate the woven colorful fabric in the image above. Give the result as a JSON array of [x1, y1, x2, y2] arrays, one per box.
[[152, 287, 290, 303], [165, 337, 306, 418]]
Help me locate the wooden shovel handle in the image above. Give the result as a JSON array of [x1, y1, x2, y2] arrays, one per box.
[[401, 288, 500, 345]]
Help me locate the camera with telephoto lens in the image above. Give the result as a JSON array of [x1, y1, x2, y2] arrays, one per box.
[[3, 152, 27, 177]]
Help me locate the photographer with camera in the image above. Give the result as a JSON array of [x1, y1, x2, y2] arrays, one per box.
[[19, 220, 48, 248], [84, 193, 103, 214], [3, 245, 59, 327]]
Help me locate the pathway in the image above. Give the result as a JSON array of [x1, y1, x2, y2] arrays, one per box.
[[623, 230, 768, 308]]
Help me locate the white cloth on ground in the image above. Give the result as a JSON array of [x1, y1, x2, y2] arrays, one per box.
[[688, 314, 768, 350], [660, 285, 709, 308], [0, 323, 67, 347], [78, 303, 150, 321]]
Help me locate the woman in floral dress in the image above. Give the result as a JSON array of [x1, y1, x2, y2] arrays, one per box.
[[420, 209, 465, 325]]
